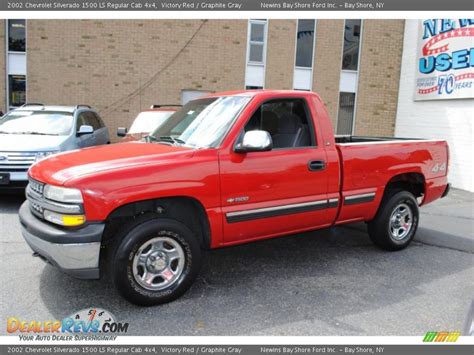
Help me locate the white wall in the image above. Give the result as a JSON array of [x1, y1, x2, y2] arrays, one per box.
[[395, 20, 474, 192]]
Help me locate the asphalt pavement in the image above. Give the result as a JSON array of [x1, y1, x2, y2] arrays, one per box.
[[0, 189, 472, 336]]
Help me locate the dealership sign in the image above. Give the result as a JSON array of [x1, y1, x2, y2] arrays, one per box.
[[415, 19, 474, 100]]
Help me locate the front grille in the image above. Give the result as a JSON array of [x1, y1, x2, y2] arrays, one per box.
[[0, 152, 36, 172], [30, 200, 45, 218], [28, 178, 45, 195], [0, 167, 30, 172], [27, 178, 46, 220]]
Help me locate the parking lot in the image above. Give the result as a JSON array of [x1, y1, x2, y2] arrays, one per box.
[[1, 190, 473, 336]]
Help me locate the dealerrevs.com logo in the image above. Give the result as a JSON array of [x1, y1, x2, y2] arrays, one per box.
[[7, 308, 129, 341]]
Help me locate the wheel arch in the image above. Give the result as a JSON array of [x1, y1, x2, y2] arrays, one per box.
[[102, 195, 211, 250], [383, 172, 426, 200]]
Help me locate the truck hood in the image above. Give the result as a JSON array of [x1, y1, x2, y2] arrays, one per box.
[[28, 142, 194, 185], [0, 134, 68, 152]]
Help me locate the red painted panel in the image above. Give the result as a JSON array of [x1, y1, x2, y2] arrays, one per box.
[[26, 90, 449, 249]]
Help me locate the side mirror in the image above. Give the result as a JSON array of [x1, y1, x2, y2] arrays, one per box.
[[235, 130, 273, 153], [117, 127, 128, 137], [77, 125, 94, 136]]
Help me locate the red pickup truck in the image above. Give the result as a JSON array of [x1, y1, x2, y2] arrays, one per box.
[[19, 90, 450, 306]]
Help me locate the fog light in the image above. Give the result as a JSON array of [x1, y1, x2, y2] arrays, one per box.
[[44, 210, 86, 227]]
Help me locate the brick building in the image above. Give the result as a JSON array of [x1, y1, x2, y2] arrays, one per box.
[[1, 19, 405, 140]]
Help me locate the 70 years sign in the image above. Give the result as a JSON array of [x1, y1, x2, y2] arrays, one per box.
[[415, 19, 474, 100]]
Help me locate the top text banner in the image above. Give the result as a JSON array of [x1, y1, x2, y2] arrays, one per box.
[[1, 0, 473, 11]]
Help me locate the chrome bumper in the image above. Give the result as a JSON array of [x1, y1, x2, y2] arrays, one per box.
[[22, 226, 101, 278], [19, 201, 104, 279]]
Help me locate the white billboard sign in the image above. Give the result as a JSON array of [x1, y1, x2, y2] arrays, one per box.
[[415, 19, 474, 100]]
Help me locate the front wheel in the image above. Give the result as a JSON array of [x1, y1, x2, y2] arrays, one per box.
[[368, 190, 419, 251], [111, 218, 202, 306]]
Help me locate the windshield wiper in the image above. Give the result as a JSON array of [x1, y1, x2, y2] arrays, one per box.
[[0, 131, 13, 134], [158, 136, 185, 145], [144, 135, 185, 146], [144, 135, 163, 144]]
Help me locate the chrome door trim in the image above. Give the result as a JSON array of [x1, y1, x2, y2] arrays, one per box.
[[226, 198, 338, 223], [344, 192, 376, 205]]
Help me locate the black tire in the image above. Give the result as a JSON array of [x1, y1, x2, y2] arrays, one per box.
[[368, 190, 419, 251], [111, 217, 202, 306]]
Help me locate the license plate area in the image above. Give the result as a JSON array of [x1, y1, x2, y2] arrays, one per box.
[[0, 173, 10, 185]]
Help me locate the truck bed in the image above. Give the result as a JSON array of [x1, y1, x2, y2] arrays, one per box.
[[332, 137, 449, 224]]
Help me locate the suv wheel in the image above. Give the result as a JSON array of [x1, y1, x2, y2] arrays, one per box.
[[368, 190, 419, 251], [111, 218, 202, 306]]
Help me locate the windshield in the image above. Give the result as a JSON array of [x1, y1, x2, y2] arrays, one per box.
[[149, 96, 251, 148], [129, 111, 175, 134], [0, 110, 74, 136]]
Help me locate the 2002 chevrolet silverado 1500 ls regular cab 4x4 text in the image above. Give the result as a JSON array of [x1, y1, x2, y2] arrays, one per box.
[[19, 90, 450, 305]]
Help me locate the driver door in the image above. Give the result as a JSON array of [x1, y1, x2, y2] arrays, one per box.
[[218, 98, 334, 244]]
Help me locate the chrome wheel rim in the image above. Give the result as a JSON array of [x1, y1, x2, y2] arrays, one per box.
[[389, 203, 413, 241], [132, 236, 185, 291]]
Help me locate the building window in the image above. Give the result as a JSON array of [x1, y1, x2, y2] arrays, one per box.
[[245, 86, 263, 90], [338, 20, 361, 134], [337, 92, 355, 135], [8, 75, 26, 107], [248, 20, 266, 63], [342, 20, 361, 71], [293, 19, 316, 91], [6, 19, 27, 109], [8, 19, 26, 52], [245, 20, 267, 89], [295, 19, 316, 68]]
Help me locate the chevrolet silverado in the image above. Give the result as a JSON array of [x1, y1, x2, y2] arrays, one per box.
[[19, 90, 450, 306]]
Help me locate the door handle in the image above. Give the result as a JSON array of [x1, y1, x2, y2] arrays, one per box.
[[308, 160, 326, 171]]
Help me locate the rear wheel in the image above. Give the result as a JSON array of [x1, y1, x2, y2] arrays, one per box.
[[368, 190, 419, 251], [111, 218, 202, 306]]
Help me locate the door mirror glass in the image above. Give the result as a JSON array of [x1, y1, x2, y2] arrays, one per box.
[[117, 127, 128, 137], [77, 125, 93, 136], [235, 130, 273, 153]]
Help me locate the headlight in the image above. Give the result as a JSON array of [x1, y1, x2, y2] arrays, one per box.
[[43, 185, 83, 203], [35, 151, 59, 162], [44, 210, 86, 227]]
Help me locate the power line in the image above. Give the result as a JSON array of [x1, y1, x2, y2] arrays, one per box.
[[101, 19, 208, 115]]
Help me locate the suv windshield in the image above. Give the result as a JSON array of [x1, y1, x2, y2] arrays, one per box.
[[0, 110, 74, 136], [149, 96, 251, 148]]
